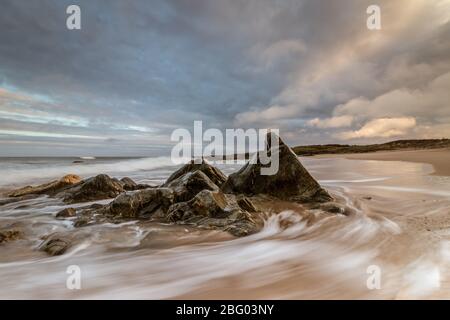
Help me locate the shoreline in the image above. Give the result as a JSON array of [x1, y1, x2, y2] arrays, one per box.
[[311, 148, 450, 176]]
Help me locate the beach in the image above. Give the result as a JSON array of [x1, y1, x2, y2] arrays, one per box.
[[315, 148, 450, 176], [1, 151, 450, 299]]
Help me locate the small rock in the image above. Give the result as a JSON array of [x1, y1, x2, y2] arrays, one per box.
[[318, 202, 346, 214], [120, 177, 137, 191], [55, 207, 77, 218], [39, 234, 71, 256], [236, 196, 257, 212], [0, 230, 21, 244]]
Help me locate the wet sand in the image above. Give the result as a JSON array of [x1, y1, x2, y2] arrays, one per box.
[[315, 148, 450, 176]]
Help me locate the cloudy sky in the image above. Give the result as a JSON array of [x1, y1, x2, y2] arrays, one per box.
[[0, 0, 449, 156]]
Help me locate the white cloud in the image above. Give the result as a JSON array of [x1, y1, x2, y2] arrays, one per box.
[[308, 115, 353, 128], [337, 117, 416, 140], [234, 104, 298, 127], [335, 72, 450, 120]]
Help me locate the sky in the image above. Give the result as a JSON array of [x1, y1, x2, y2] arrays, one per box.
[[0, 0, 449, 156]]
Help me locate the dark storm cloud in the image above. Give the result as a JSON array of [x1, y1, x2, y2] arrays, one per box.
[[0, 0, 449, 155]]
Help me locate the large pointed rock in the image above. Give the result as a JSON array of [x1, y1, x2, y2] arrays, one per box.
[[164, 160, 227, 187], [221, 132, 332, 202]]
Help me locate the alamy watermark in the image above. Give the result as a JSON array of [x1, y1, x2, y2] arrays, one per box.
[[367, 5, 381, 30], [366, 264, 381, 290], [66, 5, 81, 30], [66, 265, 81, 290], [171, 121, 280, 175]]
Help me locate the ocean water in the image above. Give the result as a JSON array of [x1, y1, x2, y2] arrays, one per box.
[[0, 156, 450, 299]]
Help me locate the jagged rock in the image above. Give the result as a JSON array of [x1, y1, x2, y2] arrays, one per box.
[[236, 195, 257, 212], [0, 230, 21, 244], [120, 177, 152, 191], [164, 170, 219, 202], [39, 233, 71, 256], [109, 188, 174, 218], [120, 177, 137, 190], [167, 190, 229, 221], [56, 207, 77, 218], [8, 174, 81, 197], [222, 133, 332, 203], [164, 160, 227, 187], [223, 221, 258, 237], [165, 189, 258, 236], [58, 174, 124, 203], [72, 188, 174, 226]]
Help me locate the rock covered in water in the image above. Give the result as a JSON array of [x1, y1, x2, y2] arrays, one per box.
[[8, 174, 81, 197], [58, 174, 124, 203], [0, 230, 21, 244], [39, 233, 71, 256], [55, 207, 77, 218], [222, 132, 332, 203], [164, 160, 227, 187]]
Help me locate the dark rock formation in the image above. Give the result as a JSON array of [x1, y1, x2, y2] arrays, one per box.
[[166, 189, 258, 236], [73, 188, 174, 226], [236, 195, 257, 212], [164, 160, 227, 187], [120, 177, 137, 189], [8, 174, 81, 197], [58, 174, 124, 203], [120, 177, 137, 191], [56, 207, 77, 218], [119, 177, 153, 191], [35, 134, 340, 243], [222, 132, 332, 203], [109, 188, 173, 219], [0, 230, 21, 244], [167, 190, 231, 221], [164, 170, 219, 202], [39, 233, 71, 256]]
